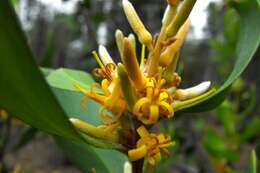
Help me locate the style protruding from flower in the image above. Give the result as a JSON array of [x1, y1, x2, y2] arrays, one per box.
[[70, 0, 215, 165]]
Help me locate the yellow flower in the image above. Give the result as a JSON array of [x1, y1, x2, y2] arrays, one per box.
[[128, 126, 175, 165], [133, 78, 173, 125], [75, 49, 127, 129], [69, 0, 216, 165]]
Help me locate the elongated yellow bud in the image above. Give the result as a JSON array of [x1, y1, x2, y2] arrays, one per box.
[[70, 118, 119, 143], [122, 38, 146, 90], [98, 45, 115, 65], [175, 81, 211, 100], [128, 33, 136, 51], [117, 63, 136, 110], [115, 29, 124, 56], [166, 0, 196, 37], [159, 20, 190, 67], [122, 0, 152, 48]]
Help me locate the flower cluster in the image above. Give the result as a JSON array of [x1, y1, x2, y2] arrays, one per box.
[[70, 0, 214, 165]]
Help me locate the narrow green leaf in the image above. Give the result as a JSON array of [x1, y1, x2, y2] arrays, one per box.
[[177, 0, 260, 113], [0, 0, 82, 142], [241, 117, 260, 141]]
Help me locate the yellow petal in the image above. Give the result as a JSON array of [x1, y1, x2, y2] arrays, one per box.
[[101, 79, 110, 95], [137, 126, 150, 137], [86, 92, 106, 105], [157, 134, 166, 143], [158, 101, 174, 118], [159, 91, 169, 101], [128, 145, 147, 161], [133, 98, 150, 116], [148, 105, 159, 124]]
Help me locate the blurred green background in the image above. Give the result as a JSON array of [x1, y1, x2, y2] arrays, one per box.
[[0, 0, 259, 172]]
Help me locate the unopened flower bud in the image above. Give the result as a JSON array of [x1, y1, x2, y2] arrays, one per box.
[[122, 38, 146, 90], [98, 45, 115, 65], [175, 81, 211, 100], [115, 29, 124, 56], [122, 0, 152, 47], [70, 118, 119, 143], [128, 33, 136, 51]]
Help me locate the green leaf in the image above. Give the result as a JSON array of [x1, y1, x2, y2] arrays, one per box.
[[177, 0, 260, 113], [215, 100, 236, 136], [0, 0, 82, 142], [57, 137, 127, 173], [241, 117, 260, 141], [41, 67, 54, 77], [46, 68, 100, 93], [203, 128, 238, 161]]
